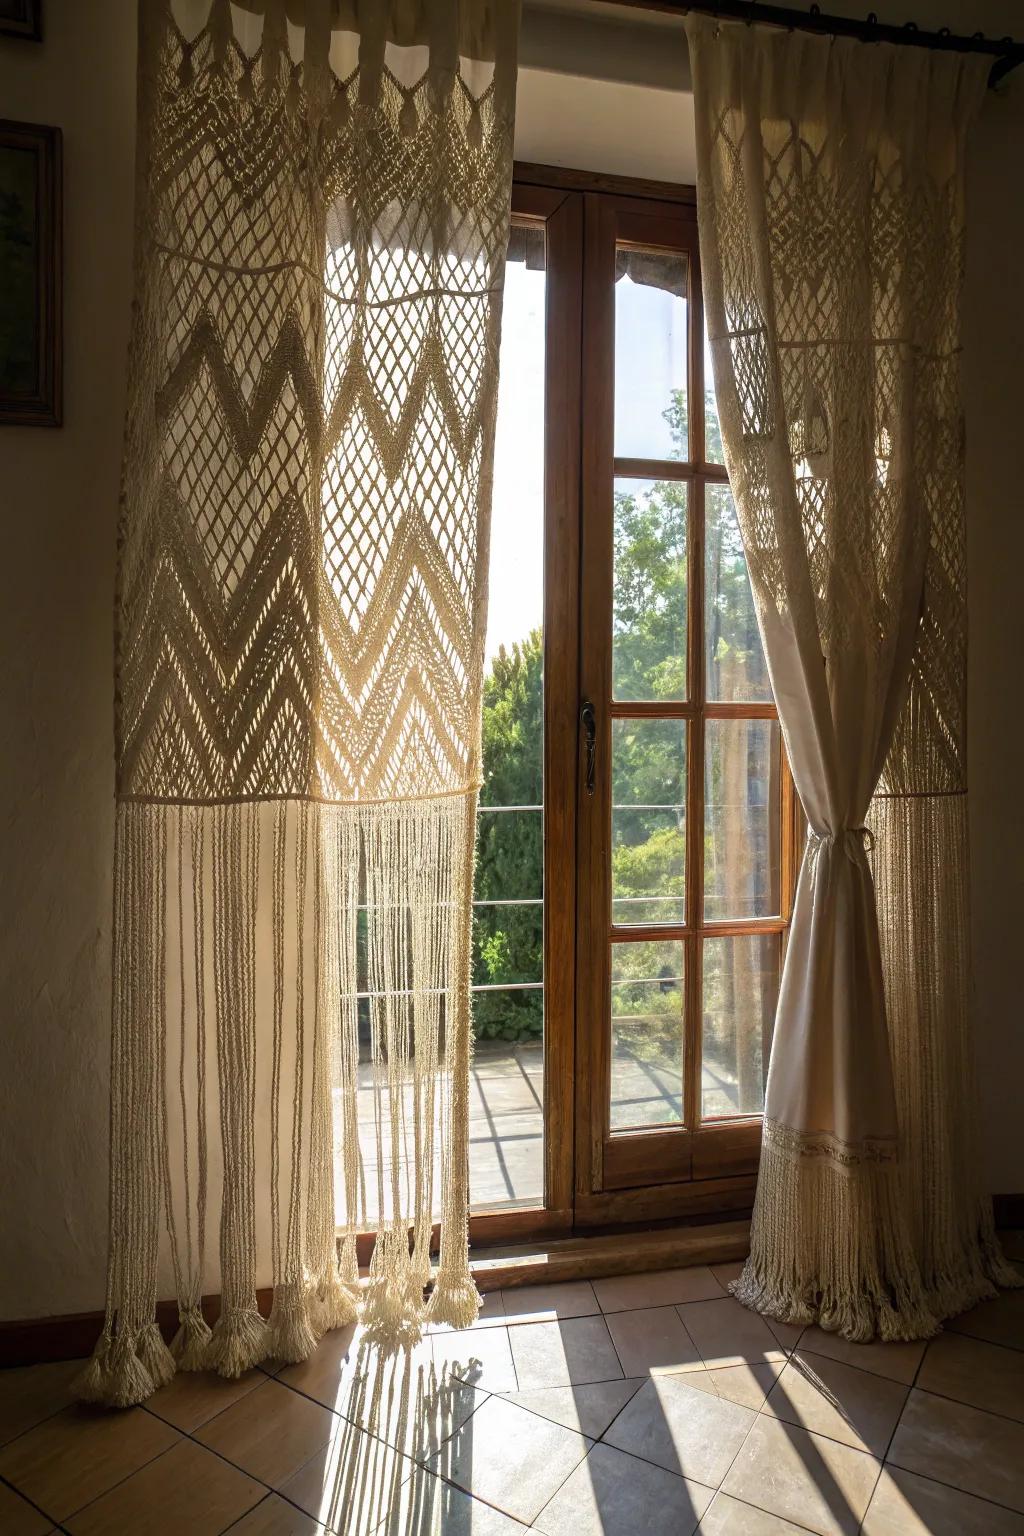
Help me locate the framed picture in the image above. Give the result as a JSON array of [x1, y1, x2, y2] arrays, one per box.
[[0, 1, 42, 42], [0, 120, 61, 426]]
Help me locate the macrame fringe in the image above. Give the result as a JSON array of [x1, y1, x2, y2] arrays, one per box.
[[89, 787, 482, 1404], [733, 1133, 940, 1342], [919, 1204, 1024, 1322], [73, 1330, 156, 1410], [137, 1320, 177, 1389], [426, 1269, 481, 1331], [360, 1232, 429, 1349], [266, 1282, 319, 1365], [171, 1304, 213, 1371], [206, 1305, 271, 1378], [310, 1271, 361, 1335]]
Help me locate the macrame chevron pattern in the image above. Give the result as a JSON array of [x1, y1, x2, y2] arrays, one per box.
[[78, 0, 520, 1410], [117, 3, 514, 805]]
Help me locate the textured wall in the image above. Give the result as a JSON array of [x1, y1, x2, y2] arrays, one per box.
[[0, 0, 135, 1319], [0, 0, 1020, 1323]]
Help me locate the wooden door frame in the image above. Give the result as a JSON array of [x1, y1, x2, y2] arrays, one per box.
[[469, 162, 796, 1250], [466, 178, 583, 1248], [571, 183, 796, 1230]]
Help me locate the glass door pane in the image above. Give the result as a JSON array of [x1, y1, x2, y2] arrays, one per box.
[[610, 940, 685, 1130], [470, 220, 546, 1210]]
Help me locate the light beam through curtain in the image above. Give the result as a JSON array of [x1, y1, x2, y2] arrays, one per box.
[[686, 16, 1019, 1339], [77, 0, 520, 1408]]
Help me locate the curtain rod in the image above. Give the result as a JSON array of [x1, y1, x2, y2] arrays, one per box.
[[599, 1, 1024, 86]]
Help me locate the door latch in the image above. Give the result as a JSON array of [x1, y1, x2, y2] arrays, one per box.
[[580, 699, 597, 796]]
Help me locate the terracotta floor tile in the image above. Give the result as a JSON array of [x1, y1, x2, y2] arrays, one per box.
[[685, 1361, 783, 1411], [0, 1479, 53, 1535], [723, 1415, 880, 1536], [533, 1441, 713, 1536], [603, 1373, 755, 1485], [499, 1281, 599, 1326], [498, 1379, 643, 1438], [373, 1464, 531, 1533], [862, 1464, 1024, 1535], [604, 1305, 703, 1377], [274, 1324, 365, 1414], [763, 1317, 805, 1354], [276, 1421, 413, 1535], [946, 1285, 1024, 1352], [593, 1267, 724, 1314], [145, 1364, 266, 1432], [278, 1331, 471, 1460], [507, 1315, 622, 1390], [678, 1297, 787, 1369], [887, 1386, 1024, 1513], [227, 1491, 327, 1533], [431, 1326, 517, 1394], [918, 1330, 1024, 1422], [698, 1491, 811, 1534], [764, 1353, 909, 1456], [797, 1327, 925, 1386], [196, 1377, 339, 1490], [709, 1262, 747, 1290], [424, 1394, 589, 1525], [0, 1403, 178, 1522], [0, 1360, 82, 1447], [64, 1437, 264, 1535], [425, 1291, 507, 1333]]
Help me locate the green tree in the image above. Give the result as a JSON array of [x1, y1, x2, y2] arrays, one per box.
[[473, 631, 544, 1041], [472, 385, 763, 1059]]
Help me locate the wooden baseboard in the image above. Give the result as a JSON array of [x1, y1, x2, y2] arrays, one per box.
[[0, 1218, 751, 1369]]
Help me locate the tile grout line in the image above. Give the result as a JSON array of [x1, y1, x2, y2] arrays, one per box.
[[869, 1342, 1024, 1527], [0, 1467, 70, 1533], [6, 1276, 1022, 1533]]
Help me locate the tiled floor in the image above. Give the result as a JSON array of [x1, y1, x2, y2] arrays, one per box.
[[2, 1245, 1023, 1535]]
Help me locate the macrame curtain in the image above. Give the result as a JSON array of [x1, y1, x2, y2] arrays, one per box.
[[77, 0, 519, 1409], [686, 17, 1018, 1339]]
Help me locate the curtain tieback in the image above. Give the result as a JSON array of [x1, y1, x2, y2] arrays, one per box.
[[808, 825, 876, 864]]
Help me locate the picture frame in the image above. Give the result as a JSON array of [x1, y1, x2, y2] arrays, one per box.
[[0, 1, 42, 43], [0, 120, 62, 426]]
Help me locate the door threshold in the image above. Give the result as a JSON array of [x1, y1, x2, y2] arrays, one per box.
[[468, 1215, 750, 1292]]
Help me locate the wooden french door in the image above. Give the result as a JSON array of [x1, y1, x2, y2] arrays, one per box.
[[467, 168, 794, 1249], [573, 187, 795, 1228]]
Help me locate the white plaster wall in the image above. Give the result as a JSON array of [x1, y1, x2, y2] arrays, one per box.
[[0, 0, 1021, 1322], [0, 0, 136, 1320]]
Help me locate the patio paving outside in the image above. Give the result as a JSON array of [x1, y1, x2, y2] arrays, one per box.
[[348, 1036, 754, 1220]]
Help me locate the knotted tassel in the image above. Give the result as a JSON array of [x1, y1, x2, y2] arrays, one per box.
[[72, 1332, 113, 1406], [74, 1328, 155, 1409], [266, 1282, 318, 1365], [426, 1268, 481, 1331], [310, 1266, 360, 1336], [206, 1305, 270, 1379], [171, 1304, 213, 1372], [361, 1231, 427, 1350], [136, 1321, 176, 1391]]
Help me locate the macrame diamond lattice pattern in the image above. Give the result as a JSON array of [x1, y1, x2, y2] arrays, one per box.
[[117, 22, 511, 805], [707, 108, 968, 795]]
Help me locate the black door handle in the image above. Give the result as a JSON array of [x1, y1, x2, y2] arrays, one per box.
[[580, 699, 597, 796]]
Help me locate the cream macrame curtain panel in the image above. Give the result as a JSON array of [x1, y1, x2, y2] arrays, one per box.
[[77, 0, 519, 1409], [686, 17, 1019, 1339]]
